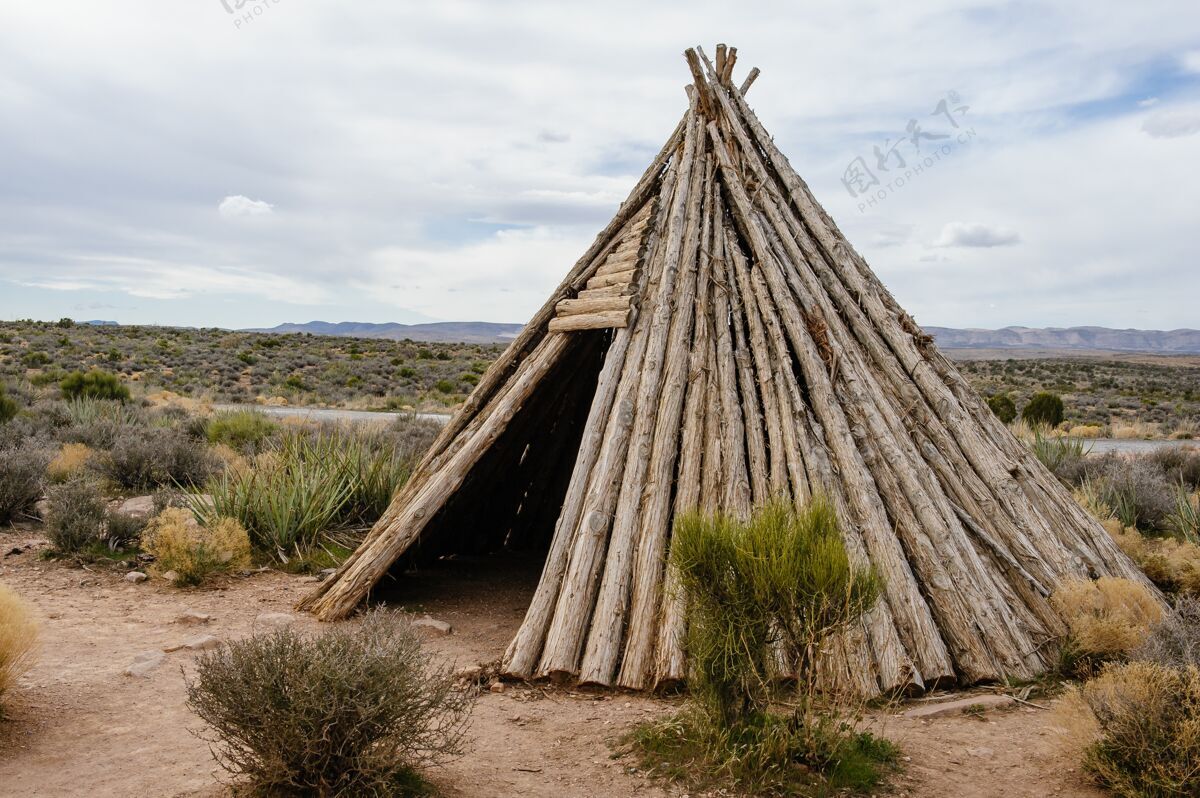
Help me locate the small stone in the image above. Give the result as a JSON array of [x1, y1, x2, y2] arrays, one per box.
[[164, 634, 223, 653], [34, 498, 50, 520], [968, 746, 995, 758], [489, 680, 508, 694], [161, 570, 180, 583], [124, 650, 165, 677], [454, 665, 484, 682], [256, 612, 296, 628], [412, 616, 453, 636], [124, 571, 149, 584], [117, 495, 156, 520], [902, 694, 1014, 719], [176, 610, 213, 626]]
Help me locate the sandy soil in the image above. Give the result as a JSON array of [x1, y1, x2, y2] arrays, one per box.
[[1, 525, 1104, 798]]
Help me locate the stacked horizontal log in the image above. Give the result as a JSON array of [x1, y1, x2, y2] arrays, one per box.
[[303, 45, 1152, 698]]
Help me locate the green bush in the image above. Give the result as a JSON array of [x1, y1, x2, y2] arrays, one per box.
[[45, 477, 107, 553], [0, 384, 18, 425], [205, 410, 277, 454], [92, 428, 217, 490], [59, 369, 130, 402], [20, 351, 50, 368], [1022, 391, 1064, 428], [0, 445, 50, 525], [196, 424, 427, 559], [987, 393, 1016, 423], [184, 609, 469, 795], [631, 499, 888, 795], [433, 379, 455, 395], [1031, 431, 1089, 483]]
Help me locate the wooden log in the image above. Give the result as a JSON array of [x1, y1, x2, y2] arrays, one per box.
[[595, 253, 640, 277], [724, 230, 790, 496], [538, 107, 700, 679], [555, 296, 632, 316], [576, 285, 629, 301], [548, 309, 630, 333], [709, 216, 752, 519], [578, 116, 707, 687], [722, 233, 771, 505], [652, 189, 717, 688], [586, 268, 637, 290], [721, 46, 738, 85], [739, 67, 760, 94], [616, 152, 710, 690], [502, 327, 636, 677]]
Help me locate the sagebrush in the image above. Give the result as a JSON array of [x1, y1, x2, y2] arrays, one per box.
[[142, 508, 251, 585], [185, 609, 470, 796]]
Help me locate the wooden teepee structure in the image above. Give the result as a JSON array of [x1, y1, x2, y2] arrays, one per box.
[[300, 46, 1147, 696]]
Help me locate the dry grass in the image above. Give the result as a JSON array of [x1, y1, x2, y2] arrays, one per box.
[[1055, 661, 1200, 796], [1111, 420, 1161, 440], [0, 581, 38, 711], [1050, 577, 1163, 663], [1106, 521, 1200, 596], [142, 508, 252, 586], [1067, 424, 1105, 439], [46, 442, 93, 483]]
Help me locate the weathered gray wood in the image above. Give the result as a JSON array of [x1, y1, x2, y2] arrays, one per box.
[[548, 309, 630, 332]]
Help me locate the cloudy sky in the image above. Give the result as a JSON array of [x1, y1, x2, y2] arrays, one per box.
[[1, 1, 1197, 330]]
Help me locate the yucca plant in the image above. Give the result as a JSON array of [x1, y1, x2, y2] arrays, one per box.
[[1169, 488, 1200, 543]]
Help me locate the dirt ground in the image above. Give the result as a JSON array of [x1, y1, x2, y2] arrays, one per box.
[[0, 525, 1104, 798]]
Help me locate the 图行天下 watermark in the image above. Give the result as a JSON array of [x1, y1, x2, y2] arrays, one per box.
[[219, 0, 284, 30], [841, 91, 976, 213]]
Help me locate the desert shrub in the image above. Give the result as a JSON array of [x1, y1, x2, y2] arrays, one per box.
[[45, 477, 107, 553], [0, 383, 18, 425], [1148, 446, 1200, 490], [986, 393, 1016, 423], [433, 379, 454, 394], [0, 582, 38, 712], [1106, 520, 1200, 596], [92, 427, 217, 490], [46, 442, 93, 483], [1031, 431, 1089, 484], [1057, 661, 1200, 797], [1068, 424, 1105, 438], [60, 397, 145, 449], [184, 609, 469, 795], [60, 369, 130, 402], [105, 511, 147, 550], [1022, 391, 1064, 428], [1082, 456, 1176, 532], [0, 445, 50, 525], [1134, 597, 1200, 670], [142, 508, 251, 586], [205, 410, 277, 455], [1051, 577, 1163, 671], [198, 425, 423, 559], [631, 499, 889, 795], [1167, 488, 1200, 542]]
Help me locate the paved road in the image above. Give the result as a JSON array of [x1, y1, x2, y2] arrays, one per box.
[[1075, 438, 1196, 455], [212, 404, 450, 426]]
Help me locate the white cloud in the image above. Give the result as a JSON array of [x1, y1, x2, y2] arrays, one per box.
[[1141, 110, 1200, 138], [0, 1, 1198, 327], [931, 222, 1021, 248], [218, 195, 274, 218]]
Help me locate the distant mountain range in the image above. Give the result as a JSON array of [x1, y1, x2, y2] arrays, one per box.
[[925, 326, 1200, 353], [244, 320, 523, 344], [243, 321, 1200, 353]]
